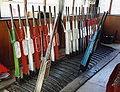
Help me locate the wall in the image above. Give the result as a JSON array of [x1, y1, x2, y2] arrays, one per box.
[[0, 20, 14, 68], [102, 15, 120, 42]]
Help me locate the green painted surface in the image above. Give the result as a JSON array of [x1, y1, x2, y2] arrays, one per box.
[[8, 29, 20, 78]]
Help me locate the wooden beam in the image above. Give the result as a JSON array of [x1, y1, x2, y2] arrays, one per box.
[[108, 0, 113, 14]]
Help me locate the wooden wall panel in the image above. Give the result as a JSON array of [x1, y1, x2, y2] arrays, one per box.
[[103, 15, 120, 41], [0, 21, 14, 68]]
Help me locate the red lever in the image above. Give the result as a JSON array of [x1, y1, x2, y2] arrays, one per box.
[[31, 27, 41, 69], [16, 28, 29, 75]]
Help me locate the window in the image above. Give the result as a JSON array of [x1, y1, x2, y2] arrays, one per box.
[[0, 0, 59, 17], [111, 0, 120, 14], [0, 1, 24, 17], [0, 0, 92, 18], [64, 0, 85, 15], [99, 0, 111, 13]]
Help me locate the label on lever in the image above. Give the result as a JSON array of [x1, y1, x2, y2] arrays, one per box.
[[90, 26, 92, 35], [67, 29, 72, 41], [83, 28, 85, 37], [91, 26, 94, 34], [73, 29, 76, 40], [75, 28, 79, 39], [29, 39, 34, 54], [35, 37, 41, 52], [22, 39, 28, 56], [80, 29, 83, 38], [96, 25, 98, 31], [14, 41, 21, 58]]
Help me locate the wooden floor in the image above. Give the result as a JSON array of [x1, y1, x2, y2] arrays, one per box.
[[76, 44, 120, 92]]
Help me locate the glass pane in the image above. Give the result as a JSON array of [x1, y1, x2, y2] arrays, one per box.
[[0, 0, 85, 17], [111, 0, 120, 14], [99, 0, 111, 13], [1, 2, 24, 17]]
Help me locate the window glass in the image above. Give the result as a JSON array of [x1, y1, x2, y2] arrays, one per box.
[[64, 0, 84, 15], [0, 0, 59, 17], [99, 0, 111, 13], [111, 0, 120, 14], [0, 1, 24, 17], [0, 0, 88, 18]]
